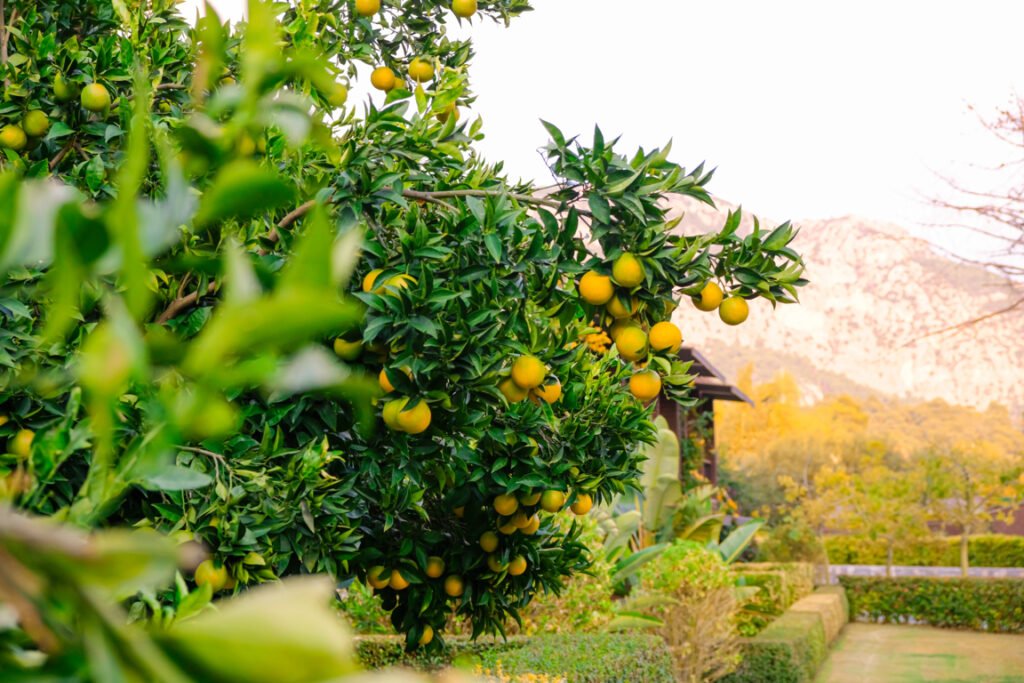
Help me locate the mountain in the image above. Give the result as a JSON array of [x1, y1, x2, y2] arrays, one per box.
[[664, 196, 1024, 418]]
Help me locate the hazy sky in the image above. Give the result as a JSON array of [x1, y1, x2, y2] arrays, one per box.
[[184, 0, 1024, 256]]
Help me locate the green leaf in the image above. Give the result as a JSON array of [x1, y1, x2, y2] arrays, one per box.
[[141, 466, 213, 492], [193, 161, 295, 230]]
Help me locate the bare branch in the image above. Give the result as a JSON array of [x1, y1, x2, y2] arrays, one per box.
[[155, 281, 217, 324], [900, 294, 1024, 348]]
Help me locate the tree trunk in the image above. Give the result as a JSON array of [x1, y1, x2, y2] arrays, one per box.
[[886, 542, 894, 578], [960, 532, 969, 578]]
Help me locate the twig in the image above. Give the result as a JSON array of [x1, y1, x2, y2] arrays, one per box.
[[0, 1, 11, 89], [48, 139, 76, 171], [900, 294, 1024, 348], [155, 281, 217, 324]]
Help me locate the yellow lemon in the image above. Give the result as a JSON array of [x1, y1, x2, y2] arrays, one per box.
[[578, 271, 614, 305], [648, 321, 682, 354], [693, 281, 724, 312], [615, 327, 648, 362], [540, 490, 565, 513], [629, 370, 662, 402], [719, 296, 749, 325], [370, 66, 397, 91], [611, 253, 645, 288]]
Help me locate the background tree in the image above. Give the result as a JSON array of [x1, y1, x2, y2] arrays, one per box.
[[921, 442, 1024, 576], [0, 0, 805, 651]]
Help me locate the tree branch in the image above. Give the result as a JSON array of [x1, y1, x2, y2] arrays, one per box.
[[155, 281, 217, 324], [900, 294, 1024, 348], [48, 139, 76, 171]]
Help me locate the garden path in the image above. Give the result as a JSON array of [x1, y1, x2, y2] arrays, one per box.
[[816, 623, 1024, 683], [828, 565, 1024, 580]]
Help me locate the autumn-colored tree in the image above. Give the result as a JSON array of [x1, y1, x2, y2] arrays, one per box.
[[921, 443, 1024, 576]]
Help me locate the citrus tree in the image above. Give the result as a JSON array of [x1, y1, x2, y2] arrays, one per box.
[[0, 0, 806, 650]]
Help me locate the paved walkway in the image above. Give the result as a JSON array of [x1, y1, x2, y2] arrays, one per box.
[[816, 624, 1024, 683], [828, 565, 1024, 580]]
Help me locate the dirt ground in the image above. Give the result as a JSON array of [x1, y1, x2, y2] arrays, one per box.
[[816, 623, 1024, 683]]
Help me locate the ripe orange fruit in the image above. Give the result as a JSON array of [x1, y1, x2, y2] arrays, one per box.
[[521, 515, 541, 535], [452, 0, 477, 18], [383, 273, 416, 293], [419, 624, 434, 646], [693, 281, 724, 312], [362, 269, 384, 292], [499, 377, 529, 403], [615, 327, 648, 362], [367, 565, 390, 589], [409, 58, 435, 82], [0, 125, 27, 151], [396, 400, 432, 434], [23, 111, 50, 138], [479, 531, 499, 553], [81, 83, 111, 112], [444, 574, 464, 597], [333, 338, 363, 361], [425, 556, 446, 579], [194, 559, 229, 592], [9, 429, 34, 458], [649, 321, 682, 354], [532, 381, 562, 404], [511, 511, 531, 529], [454, 506, 465, 518], [570, 494, 593, 515], [382, 398, 408, 431], [436, 104, 460, 123], [579, 271, 614, 305], [629, 370, 662, 402], [494, 493, 519, 516], [511, 355, 546, 390], [540, 490, 565, 513], [605, 295, 637, 319], [354, 0, 380, 16], [370, 66, 397, 91], [498, 520, 518, 535], [608, 319, 641, 342], [390, 569, 410, 590], [486, 553, 506, 573], [507, 556, 527, 576], [378, 367, 408, 393], [611, 253, 645, 288], [719, 296, 749, 325], [519, 491, 541, 506]]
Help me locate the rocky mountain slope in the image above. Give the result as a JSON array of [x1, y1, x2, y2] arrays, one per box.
[[665, 196, 1024, 418]]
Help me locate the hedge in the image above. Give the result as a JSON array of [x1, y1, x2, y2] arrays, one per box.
[[355, 633, 675, 682], [722, 586, 848, 683], [824, 534, 1024, 567], [839, 576, 1024, 633], [734, 563, 815, 635]]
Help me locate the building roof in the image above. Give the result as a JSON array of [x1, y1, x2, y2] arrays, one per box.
[[680, 346, 753, 405]]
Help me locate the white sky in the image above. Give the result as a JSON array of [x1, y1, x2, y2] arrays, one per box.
[[184, 0, 1024, 258]]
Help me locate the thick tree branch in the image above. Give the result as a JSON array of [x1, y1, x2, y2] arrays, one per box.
[[48, 139, 76, 171], [155, 281, 217, 324]]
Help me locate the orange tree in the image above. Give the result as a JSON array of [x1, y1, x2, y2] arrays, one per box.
[[0, 0, 806, 648]]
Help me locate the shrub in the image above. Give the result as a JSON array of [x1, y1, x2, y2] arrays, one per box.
[[354, 633, 674, 682], [734, 563, 815, 635], [339, 581, 393, 635], [635, 541, 741, 682], [722, 586, 848, 683], [839, 576, 1024, 633], [474, 633, 675, 683], [823, 534, 1024, 567], [757, 521, 826, 564]]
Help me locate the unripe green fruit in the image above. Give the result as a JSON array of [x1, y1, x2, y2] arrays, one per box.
[[81, 83, 111, 112], [0, 125, 27, 151], [53, 75, 77, 103], [23, 110, 50, 138]]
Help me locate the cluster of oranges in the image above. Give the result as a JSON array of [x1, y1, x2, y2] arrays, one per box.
[[577, 252, 750, 403], [498, 354, 562, 406], [0, 80, 111, 153]]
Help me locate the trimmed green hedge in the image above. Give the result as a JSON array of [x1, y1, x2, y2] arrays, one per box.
[[723, 586, 848, 683], [355, 633, 675, 682], [734, 563, 815, 636], [839, 576, 1024, 633], [825, 534, 1024, 567]]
